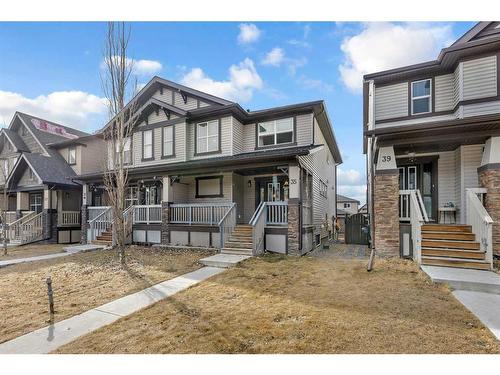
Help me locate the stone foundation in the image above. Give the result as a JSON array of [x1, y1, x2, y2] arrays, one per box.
[[80, 204, 88, 244], [161, 201, 171, 245], [373, 171, 400, 257], [42, 209, 58, 244], [287, 198, 300, 255], [479, 167, 500, 256]]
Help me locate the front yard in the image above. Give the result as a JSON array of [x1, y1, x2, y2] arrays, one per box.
[[0, 246, 213, 344], [0, 244, 67, 260], [56, 248, 500, 354]]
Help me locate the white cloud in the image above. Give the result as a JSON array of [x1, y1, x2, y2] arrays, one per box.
[[339, 22, 454, 93], [287, 39, 311, 48], [262, 47, 285, 67], [298, 75, 334, 92], [237, 23, 261, 44], [180, 58, 263, 102], [287, 57, 308, 76], [337, 168, 366, 205], [0, 90, 107, 132], [101, 56, 162, 76]]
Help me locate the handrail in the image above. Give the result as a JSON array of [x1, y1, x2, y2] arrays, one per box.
[[415, 190, 429, 222], [218, 203, 236, 225], [399, 189, 429, 223], [251, 202, 267, 256], [249, 201, 265, 225], [466, 189, 493, 269], [218, 203, 236, 249], [170, 203, 232, 225], [409, 190, 425, 263], [88, 206, 112, 243], [19, 212, 43, 244]]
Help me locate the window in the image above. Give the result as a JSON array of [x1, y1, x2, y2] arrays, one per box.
[[125, 186, 138, 207], [162, 126, 174, 157], [411, 79, 431, 115], [195, 176, 223, 198], [29, 193, 42, 213], [114, 137, 131, 164], [196, 120, 219, 154], [258, 117, 294, 147], [68, 146, 76, 165], [319, 180, 328, 198], [344, 203, 351, 208], [142, 130, 153, 160]]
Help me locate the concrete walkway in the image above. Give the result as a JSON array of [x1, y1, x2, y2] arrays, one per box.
[[200, 253, 251, 268], [0, 266, 225, 354], [0, 244, 106, 268]]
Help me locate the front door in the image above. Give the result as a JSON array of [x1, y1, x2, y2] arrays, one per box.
[[255, 176, 289, 206], [398, 161, 436, 221]]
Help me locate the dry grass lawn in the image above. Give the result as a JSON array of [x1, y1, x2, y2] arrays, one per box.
[[0, 244, 67, 260], [0, 246, 213, 344], [56, 252, 500, 354]]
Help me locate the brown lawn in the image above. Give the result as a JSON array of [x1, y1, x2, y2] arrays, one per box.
[[56, 251, 500, 354], [0, 244, 67, 260], [0, 246, 213, 344]]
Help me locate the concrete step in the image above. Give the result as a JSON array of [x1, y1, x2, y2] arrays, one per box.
[[224, 241, 253, 249], [200, 253, 251, 268], [421, 239, 480, 250], [228, 236, 253, 242], [422, 224, 472, 233], [421, 265, 500, 294], [421, 247, 486, 260], [91, 240, 112, 245], [421, 232, 476, 241], [421, 256, 491, 270], [221, 248, 253, 256]]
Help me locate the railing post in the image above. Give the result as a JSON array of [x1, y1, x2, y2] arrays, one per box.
[[189, 206, 192, 225]]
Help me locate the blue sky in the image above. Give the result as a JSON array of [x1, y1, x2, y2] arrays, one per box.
[[0, 22, 475, 203]]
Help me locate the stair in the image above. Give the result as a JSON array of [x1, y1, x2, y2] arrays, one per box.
[[91, 227, 113, 246], [420, 224, 490, 270], [221, 224, 253, 256]]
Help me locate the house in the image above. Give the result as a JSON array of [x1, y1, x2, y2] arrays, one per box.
[[77, 76, 342, 255], [364, 22, 500, 270], [336, 194, 360, 215], [0, 112, 105, 245], [358, 203, 367, 215]]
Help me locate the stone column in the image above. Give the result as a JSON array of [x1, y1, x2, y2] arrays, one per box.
[[80, 184, 89, 244], [478, 136, 500, 256], [373, 146, 400, 257], [287, 165, 301, 255], [161, 176, 173, 245], [42, 188, 58, 243]]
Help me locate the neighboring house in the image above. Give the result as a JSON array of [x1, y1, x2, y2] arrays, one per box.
[[364, 22, 500, 270], [78, 76, 342, 255], [358, 203, 367, 215], [0, 112, 104, 245], [336, 194, 360, 215]]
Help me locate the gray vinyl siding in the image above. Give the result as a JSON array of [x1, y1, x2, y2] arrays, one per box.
[[81, 138, 107, 174], [187, 116, 232, 160], [242, 123, 256, 151], [374, 83, 408, 121], [146, 109, 178, 125], [179, 172, 233, 203], [437, 151, 457, 207], [151, 87, 212, 110], [460, 144, 483, 222], [462, 100, 500, 117], [232, 117, 244, 155], [17, 167, 40, 187], [434, 74, 455, 111], [462, 55, 497, 100], [16, 123, 43, 154], [453, 63, 463, 107]]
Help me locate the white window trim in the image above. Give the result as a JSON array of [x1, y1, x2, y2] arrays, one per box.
[[68, 146, 76, 165], [142, 130, 153, 160], [258, 117, 294, 147], [196, 120, 219, 154], [411, 79, 432, 115], [162, 126, 174, 157]]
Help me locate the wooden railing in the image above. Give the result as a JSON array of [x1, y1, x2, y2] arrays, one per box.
[[5, 211, 36, 243], [58, 211, 81, 226], [170, 203, 233, 225], [88, 206, 111, 221], [5, 211, 17, 224], [88, 207, 113, 243], [408, 191, 425, 264], [218, 203, 236, 249], [133, 205, 162, 224], [400, 190, 429, 222], [266, 201, 288, 225], [19, 212, 44, 244], [250, 202, 266, 256], [466, 188, 493, 269]]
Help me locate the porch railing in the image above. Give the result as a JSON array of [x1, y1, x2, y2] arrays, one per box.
[[5, 211, 36, 243], [408, 190, 426, 264], [88, 206, 113, 243], [266, 201, 288, 225], [400, 190, 429, 222], [218, 203, 237, 249], [58, 211, 81, 226], [88, 206, 111, 221], [133, 205, 162, 224], [170, 203, 233, 225], [466, 188, 493, 269], [5, 211, 17, 224], [250, 202, 266, 256]]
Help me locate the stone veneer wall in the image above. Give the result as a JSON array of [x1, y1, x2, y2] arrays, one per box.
[[42, 209, 58, 244], [373, 171, 400, 257], [479, 167, 500, 256], [287, 198, 301, 255], [80, 205, 88, 244], [161, 201, 171, 244]]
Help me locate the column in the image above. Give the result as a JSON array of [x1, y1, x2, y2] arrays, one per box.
[[287, 165, 301, 255], [80, 184, 89, 244], [42, 188, 57, 243], [478, 137, 500, 256], [373, 146, 400, 257], [161, 176, 173, 245]]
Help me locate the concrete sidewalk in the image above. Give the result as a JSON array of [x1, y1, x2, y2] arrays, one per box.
[[0, 266, 225, 354], [0, 244, 106, 268]]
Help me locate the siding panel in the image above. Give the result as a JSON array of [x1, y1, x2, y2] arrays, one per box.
[[375, 83, 408, 121], [462, 55, 497, 100], [434, 74, 455, 111]]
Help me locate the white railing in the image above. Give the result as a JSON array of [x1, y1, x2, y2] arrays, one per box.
[[400, 190, 429, 222], [466, 188, 493, 269], [88, 206, 111, 221], [409, 190, 425, 264], [58, 211, 81, 226], [123, 205, 134, 245], [133, 205, 162, 224], [170, 203, 233, 225], [218, 203, 237, 249], [88, 206, 113, 242], [6, 211, 36, 243], [266, 201, 288, 225], [250, 202, 267, 256], [5, 211, 17, 224], [19, 212, 44, 244]]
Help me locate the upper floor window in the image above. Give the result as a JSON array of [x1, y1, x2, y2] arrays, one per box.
[[344, 203, 351, 208], [258, 117, 294, 147], [142, 130, 153, 160], [196, 120, 219, 154], [411, 79, 431, 115], [68, 146, 76, 165], [162, 126, 174, 157], [114, 137, 131, 164]]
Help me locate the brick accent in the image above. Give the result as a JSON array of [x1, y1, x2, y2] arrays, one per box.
[[42, 209, 58, 244], [373, 172, 400, 257], [80, 205, 88, 244], [287, 198, 301, 256], [161, 201, 171, 245], [479, 167, 500, 256]]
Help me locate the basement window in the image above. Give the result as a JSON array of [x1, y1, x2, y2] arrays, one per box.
[[411, 79, 431, 115]]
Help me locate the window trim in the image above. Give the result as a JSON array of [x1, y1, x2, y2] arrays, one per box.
[[67, 146, 77, 165], [161, 125, 176, 159], [255, 116, 297, 150], [195, 175, 224, 198], [410, 79, 432, 115], [141, 129, 154, 161], [194, 119, 221, 156]]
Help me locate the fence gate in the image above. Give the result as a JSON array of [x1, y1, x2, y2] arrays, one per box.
[[345, 213, 369, 245]]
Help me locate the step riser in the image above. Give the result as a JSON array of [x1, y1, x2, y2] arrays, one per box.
[[422, 225, 472, 233], [422, 233, 476, 241], [222, 251, 253, 256], [421, 259, 490, 271], [421, 249, 485, 260], [422, 240, 480, 250]]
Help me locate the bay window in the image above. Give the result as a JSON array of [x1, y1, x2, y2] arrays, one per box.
[[258, 117, 294, 147]]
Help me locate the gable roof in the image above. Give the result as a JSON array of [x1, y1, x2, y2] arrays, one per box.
[[1, 128, 29, 152], [337, 194, 360, 204]]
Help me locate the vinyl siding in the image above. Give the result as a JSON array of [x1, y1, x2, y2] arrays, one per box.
[[462, 100, 500, 117], [242, 123, 256, 151], [81, 138, 107, 174], [232, 117, 244, 155], [462, 55, 497, 100], [434, 74, 455, 111], [188, 116, 232, 160], [151, 87, 212, 110], [374, 83, 408, 121], [453, 63, 463, 107], [460, 144, 483, 222], [179, 172, 233, 203], [17, 122, 44, 154], [437, 151, 457, 207], [17, 167, 40, 187]]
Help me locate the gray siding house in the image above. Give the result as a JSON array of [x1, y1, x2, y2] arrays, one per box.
[[364, 22, 500, 270], [78, 77, 342, 255]]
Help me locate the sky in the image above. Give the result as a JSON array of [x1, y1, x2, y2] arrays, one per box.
[[0, 21, 476, 204]]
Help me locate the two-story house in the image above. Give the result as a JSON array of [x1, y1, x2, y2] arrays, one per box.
[[77, 76, 342, 256], [336, 194, 360, 215], [364, 22, 500, 270], [0, 112, 105, 245]]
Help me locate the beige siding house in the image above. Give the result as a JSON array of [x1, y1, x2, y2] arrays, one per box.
[[364, 22, 500, 270]]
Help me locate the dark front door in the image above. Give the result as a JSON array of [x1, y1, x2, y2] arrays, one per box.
[[255, 175, 289, 206]]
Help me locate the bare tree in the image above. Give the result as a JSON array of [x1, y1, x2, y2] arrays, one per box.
[[0, 157, 11, 256], [101, 22, 138, 265]]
